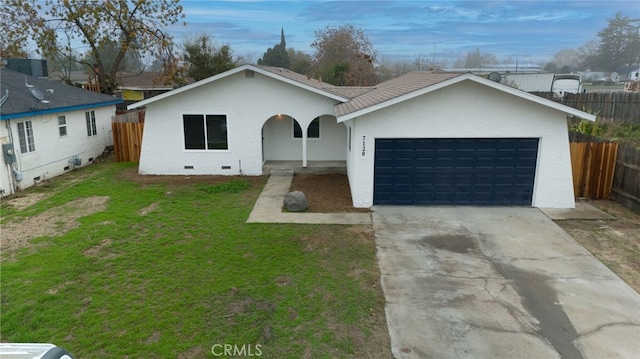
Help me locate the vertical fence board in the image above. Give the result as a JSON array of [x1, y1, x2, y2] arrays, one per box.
[[569, 131, 638, 208], [111, 110, 144, 163], [532, 92, 640, 124], [569, 139, 619, 200]]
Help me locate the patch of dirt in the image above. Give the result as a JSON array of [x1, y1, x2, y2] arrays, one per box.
[[83, 238, 113, 257], [555, 200, 640, 292], [177, 346, 205, 359], [290, 173, 370, 213], [3, 193, 51, 211], [139, 202, 159, 216], [1, 196, 109, 256]]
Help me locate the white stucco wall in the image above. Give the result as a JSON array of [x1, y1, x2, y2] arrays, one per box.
[[263, 114, 346, 161], [0, 105, 115, 195], [346, 80, 575, 209], [138, 70, 342, 175]]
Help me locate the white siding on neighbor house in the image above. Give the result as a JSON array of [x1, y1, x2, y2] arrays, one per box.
[[346, 80, 575, 209], [138, 70, 342, 176], [0, 105, 115, 195], [502, 73, 555, 92]]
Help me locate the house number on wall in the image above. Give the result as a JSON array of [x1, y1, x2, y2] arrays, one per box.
[[361, 136, 366, 157]]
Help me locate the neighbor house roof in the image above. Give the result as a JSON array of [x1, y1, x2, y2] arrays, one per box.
[[116, 71, 175, 91], [1, 68, 122, 120], [335, 72, 596, 122]]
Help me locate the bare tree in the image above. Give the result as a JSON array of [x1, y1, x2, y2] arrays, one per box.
[[311, 24, 378, 86], [3, 0, 186, 94]]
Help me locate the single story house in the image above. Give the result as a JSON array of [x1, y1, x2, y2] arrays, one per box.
[[114, 71, 176, 103], [0, 68, 122, 196], [128, 64, 594, 208]]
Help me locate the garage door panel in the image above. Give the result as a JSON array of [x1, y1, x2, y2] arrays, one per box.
[[374, 138, 538, 206]]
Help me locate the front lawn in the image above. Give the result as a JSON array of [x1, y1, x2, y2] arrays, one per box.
[[0, 162, 390, 358]]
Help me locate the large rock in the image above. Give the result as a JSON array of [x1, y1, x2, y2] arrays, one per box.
[[283, 191, 308, 212]]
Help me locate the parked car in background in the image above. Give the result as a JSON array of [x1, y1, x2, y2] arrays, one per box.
[[0, 343, 74, 359]]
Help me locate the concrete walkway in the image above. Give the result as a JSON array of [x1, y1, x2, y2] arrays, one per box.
[[246, 172, 372, 224]]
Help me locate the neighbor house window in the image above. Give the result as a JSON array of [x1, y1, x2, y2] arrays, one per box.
[[293, 117, 320, 139], [85, 111, 97, 137], [58, 115, 67, 137], [183, 114, 228, 150], [17, 120, 36, 153]]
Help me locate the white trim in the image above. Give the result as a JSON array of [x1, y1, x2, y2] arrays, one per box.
[[127, 65, 349, 110], [336, 73, 596, 122]]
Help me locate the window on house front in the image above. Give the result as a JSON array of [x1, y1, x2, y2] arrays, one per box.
[[85, 110, 97, 137], [17, 120, 36, 153], [58, 115, 67, 137], [183, 114, 228, 150], [293, 117, 320, 139]]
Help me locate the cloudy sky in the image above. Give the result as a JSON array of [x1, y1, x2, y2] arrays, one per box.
[[171, 0, 639, 65]]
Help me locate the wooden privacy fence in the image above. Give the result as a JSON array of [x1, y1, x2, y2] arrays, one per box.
[[112, 110, 145, 162], [611, 142, 640, 208], [532, 92, 640, 124], [569, 131, 640, 208], [569, 141, 618, 199]]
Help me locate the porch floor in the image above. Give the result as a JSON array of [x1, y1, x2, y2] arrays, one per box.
[[262, 161, 346, 175]]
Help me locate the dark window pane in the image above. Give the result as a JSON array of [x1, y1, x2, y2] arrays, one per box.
[[206, 115, 228, 150], [18, 122, 27, 153], [183, 114, 205, 149], [85, 112, 92, 137], [308, 117, 320, 138], [293, 119, 302, 138]]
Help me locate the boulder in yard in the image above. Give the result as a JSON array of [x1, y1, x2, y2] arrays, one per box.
[[283, 191, 308, 212]]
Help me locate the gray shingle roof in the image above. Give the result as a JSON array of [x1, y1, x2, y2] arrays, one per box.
[[1, 68, 122, 120], [255, 65, 376, 99], [335, 72, 461, 117]]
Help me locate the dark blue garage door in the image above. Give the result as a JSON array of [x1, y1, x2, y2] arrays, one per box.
[[374, 138, 539, 206]]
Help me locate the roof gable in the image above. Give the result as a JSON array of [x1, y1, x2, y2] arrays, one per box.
[[1, 69, 122, 120], [336, 72, 595, 122], [127, 64, 350, 110]]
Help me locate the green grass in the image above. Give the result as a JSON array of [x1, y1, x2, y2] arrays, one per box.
[[0, 162, 389, 358]]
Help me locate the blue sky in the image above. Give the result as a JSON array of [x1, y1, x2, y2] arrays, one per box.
[[172, 0, 640, 65]]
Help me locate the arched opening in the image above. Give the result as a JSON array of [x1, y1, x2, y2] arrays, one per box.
[[261, 113, 347, 171], [261, 114, 302, 162]]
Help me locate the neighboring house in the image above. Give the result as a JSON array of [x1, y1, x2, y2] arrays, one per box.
[[115, 71, 175, 103], [128, 64, 595, 209], [49, 70, 91, 88], [0, 69, 122, 196]]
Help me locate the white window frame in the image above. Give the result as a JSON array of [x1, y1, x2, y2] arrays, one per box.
[[86, 110, 97, 137], [17, 120, 36, 153], [58, 115, 67, 137]]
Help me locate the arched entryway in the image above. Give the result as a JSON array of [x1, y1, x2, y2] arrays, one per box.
[[261, 113, 347, 170]]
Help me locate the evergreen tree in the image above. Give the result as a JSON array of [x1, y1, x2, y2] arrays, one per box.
[[183, 34, 238, 81], [596, 12, 640, 71], [257, 28, 290, 69]]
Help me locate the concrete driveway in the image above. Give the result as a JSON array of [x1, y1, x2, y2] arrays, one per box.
[[372, 206, 640, 359]]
